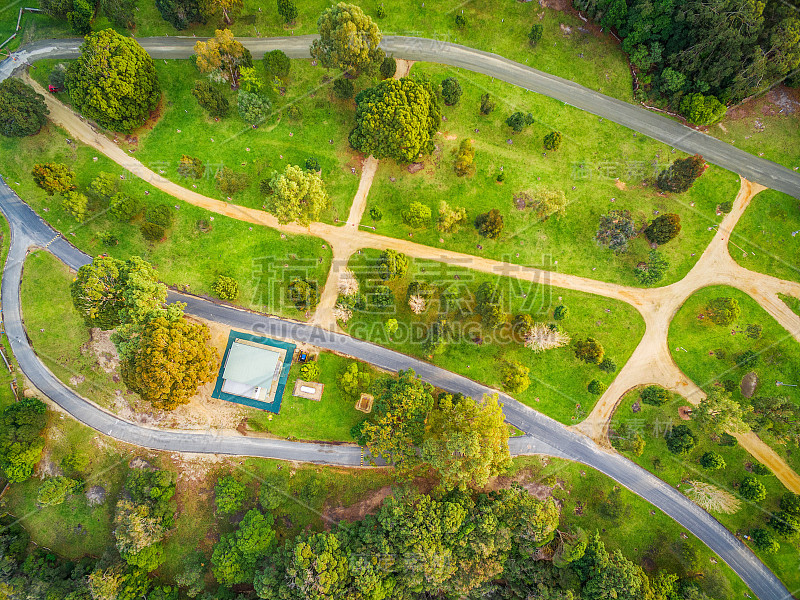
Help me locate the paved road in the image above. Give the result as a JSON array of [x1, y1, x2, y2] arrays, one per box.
[[0, 180, 793, 599], [5, 35, 800, 199]]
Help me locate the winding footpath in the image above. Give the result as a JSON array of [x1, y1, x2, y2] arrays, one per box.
[[2, 36, 800, 599]]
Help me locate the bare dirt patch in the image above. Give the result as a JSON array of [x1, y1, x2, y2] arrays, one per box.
[[85, 328, 120, 374], [325, 485, 393, 524], [678, 406, 692, 420], [614, 178, 627, 190]]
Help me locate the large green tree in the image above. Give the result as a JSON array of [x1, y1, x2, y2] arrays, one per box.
[[693, 388, 749, 435], [212, 509, 275, 585], [67, 29, 160, 133], [349, 77, 441, 162], [0, 398, 47, 483], [0, 78, 49, 137], [310, 3, 385, 76], [194, 29, 252, 88], [266, 164, 329, 225]]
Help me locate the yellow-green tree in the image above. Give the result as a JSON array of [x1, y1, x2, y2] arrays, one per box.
[[311, 3, 385, 76], [267, 164, 329, 225], [194, 29, 251, 87], [199, 0, 242, 25]]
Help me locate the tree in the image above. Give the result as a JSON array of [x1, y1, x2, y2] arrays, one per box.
[[751, 529, 780, 554], [0, 398, 47, 483], [377, 249, 409, 281], [543, 131, 562, 150], [554, 305, 568, 320], [0, 78, 49, 137], [199, 0, 242, 25], [574, 535, 649, 600], [781, 492, 800, 516], [215, 166, 250, 195], [599, 357, 617, 373], [506, 111, 534, 132], [212, 275, 239, 300], [739, 476, 767, 502], [37, 476, 79, 506], [574, 337, 604, 364], [89, 172, 117, 201], [299, 362, 320, 381], [175, 551, 206, 598], [32, 162, 75, 196], [311, 3, 385, 77], [705, 296, 741, 326], [333, 78, 354, 99], [49, 64, 67, 89], [40, 0, 73, 19], [237, 90, 271, 124], [440, 77, 462, 105], [528, 23, 543, 46], [680, 93, 727, 125], [71, 256, 125, 329], [215, 475, 247, 515], [634, 249, 669, 285], [700, 451, 726, 470], [276, 0, 297, 24], [502, 361, 530, 393], [523, 323, 570, 353], [337, 362, 371, 399], [102, 0, 137, 28], [349, 78, 440, 162], [62, 448, 90, 473], [611, 422, 644, 456], [596, 209, 636, 253], [453, 139, 476, 177], [68, 0, 94, 34], [437, 200, 467, 233], [178, 155, 205, 179], [479, 93, 496, 115], [194, 29, 251, 88], [475, 282, 505, 329], [476, 208, 504, 239], [379, 56, 396, 79], [67, 30, 160, 133], [191, 81, 230, 117], [212, 509, 275, 585], [121, 316, 219, 410], [267, 164, 329, 225], [385, 318, 399, 336], [141, 222, 166, 242], [423, 393, 512, 489], [402, 201, 431, 228], [62, 191, 89, 222], [644, 213, 681, 245], [156, 0, 205, 30], [588, 380, 606, 395], [524, 188, 568, 221], [770, 511, 800, 538], [665, 423, 697, 455], [263, 49, 290, 79], [287, 278, 318, 310], [657, 154, 705, 193]]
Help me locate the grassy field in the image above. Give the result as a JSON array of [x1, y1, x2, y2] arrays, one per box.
[[247, 352, 378, 442], [344, 249, 644, 424], [0, 121, 332, 319], [610, 388, 800, 591], [729, 188, 800, 284], [361, 63, 740, 286]]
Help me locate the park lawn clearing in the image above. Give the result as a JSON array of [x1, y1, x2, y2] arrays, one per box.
[[362, 63, 739, 287], [0, 121, 332, 319], [729, 189, 800, 284], [611, 388, 800, 592], [344, 249, 644, 424], [247, 352, 376, 442]]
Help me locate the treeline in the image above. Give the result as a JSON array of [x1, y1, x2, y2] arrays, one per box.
[[574, 0, 800, 122]]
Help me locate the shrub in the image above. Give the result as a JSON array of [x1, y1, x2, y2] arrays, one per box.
[[680, 93, 727, 125], [177, 155, 205, 179], [402, 201, 432, 228], [441, 77, 462, 106], [109, 192, 142, 222], [212, 275, 239, 300], [522, 188, 568, 222], [0, 76, 49, 138], [506, 111, 534, 132], [719, 200, 733, 214], [553, 305, 568, 320], [502, 361, 531, 393], [781, 492, 800, 516], [237, 91, 271, 125], [141, 221, 166, 242], [37, 476, 79, 507], [476, 208, 504, 239], [745, 324, 762, 339], [379, 56, 396, 79], [61, 449, 90, 473], [665, 423, 697, 455], [377, 249, 409, 281], [453, 139, 476, 177], [214, 475, 246, 515], [49, 64, 67, 89], [611, 422, 645, 456], [337, 361, 371, 398], [62, 191, 89, 222], [215, 167, 250, 196], [32, 162, 75, 195], [455, 13, 466, 28], [513, 313, 535, 337], [634, 250, 669, 285], [719, 432, 738, 447], [299, 361, 320, 380], [191, 80, 229, 117], [376, 4, 386, 18], [588, 380, 606, 395], [596, 210, 636, 253], [263, 49, 290, 79], [770, 511, 800, 538], [644, 213, 681, 245], [699, 451, 726, 470], [543, 131, 562, 150], [496, 171, 505, 182], [369, 206, 382, 221], [751, 529, 780, 554], [480, 93, 496, 115], [333, 78, 355, 99], [287, 278, 318, 310], [598, 357, 617, 373], [657, 154, 705, 193], [146, 204, 174, 229], [89, 172, 117, 200], [706, 297, 741, 326], [304, 157, 321, 172], [640, 385, 669, 406], [739, 476, 767, 502], [528, 23, 543, 46], [574, 337, 604, 364], [752, 462, 771, 476], [735, 350, 759, 368], [437, 201, 468, 233]]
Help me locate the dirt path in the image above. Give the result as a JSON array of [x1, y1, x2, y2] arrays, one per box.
[[24, 72, 800, 493]]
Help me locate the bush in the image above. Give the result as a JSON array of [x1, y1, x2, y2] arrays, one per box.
[[699, 451, 726, 470], [371, 285, 394, 307], [337, 361, 371, 398], [62, 191, 89, 222], [752, 462, 771, 476], [214, 475, 247, 515], [146, 204, 174, 229], [598, 357, 617, 373], [553, 305, 568, 320], [215, 167, 250, 196], [780, 492, 800, 516], [476, 208, 504, 239], [496, 171, 505, 182], [287, 278, 318, 310], [379, 56, 396, 79], [574, 337, 604, 364], [719, 432, 738, 447], [528, 23, 543, 46], [480, 93, 496, 115], [191, 80, 229, 117], [402, 201, 432, 228], [453, 139, 476, 177], [745, 324, 762, 339], [49, 64, 66, 89], [644, 213, 681, 245], [587, 380, 606, 395], [770, 511, 800, 538], [680, 93, 727, 125], [719, 200, 733, 214], [543, 131, 562, 151], [640, 385, 669, 406], [304, 157, 321, 172], [706, 297, 741, 326], [502, 361, 530, 393], [455, 14, 466, 28], [37, 476, 79, 506], [177, 155, 205, 179], [376, 4, 386, 18], [735, 350, 759, 368], [263, 49, 290, 79], [299, 361, 320, 380], [751, 529, 780, 554], [369, 206, 382, 221], [61, 449, 90, 473], [739, 476, 767, 502], [212, 275, 239, 300], [437, 201, 468, 233], [441, 77, 462, 106], [333, 78, 355, 99], [141, 221, 166, 242], [665, 423, 697, 455], [506, 111, 534, 132], [377, 249, 409, 281], [596, 210, 636, 253], [237, 91, 271, 125]]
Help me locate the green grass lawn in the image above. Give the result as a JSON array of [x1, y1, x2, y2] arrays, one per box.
[[610, 388, 800, 591], [361, 63, 739, 286], [0, 121, 332, 318], [344, 249, 644, 424], [729, 189, 800, 284], [247, 352, 377, 442]]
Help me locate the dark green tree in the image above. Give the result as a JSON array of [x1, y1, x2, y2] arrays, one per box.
[[706, 296, 741, 326], [528, 23, 543, 46], [68, 0, 94, 34], [379, 56, 396, 79], [644, 213, 681, 245], [191, 81, 229, 117], [276, 0, 297, 24], [440, 77, 462, 105], [543, 130, 562, 150], [596, 209, 636, 253], [665, 423, 697, 455], [475, 208, 504, 239], [739, 476, 767, 502], [333, 77, 354, 99], [287, 278, 319, 309], [657, 154, 705, 193], [699, 451, 726, 470], [214, 475, 247, 515], [0, 398, 47, 483], [506, 111, 534, 132], [155, 0, 205, 29], [0, 79, 49, 137], [574, 337, 605, 364], [479, 92, 496, 115]]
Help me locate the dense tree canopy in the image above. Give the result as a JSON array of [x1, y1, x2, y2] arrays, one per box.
[[156, 0, 205, 29], [0, 78, 49, 137], [267, 164, 329, 225], [194, 29, 252, 88], [0, 398, 47, 482], [657, 154, 705, 193], [693, 388, 749, 434], [67, 29, 160, 133], [310, 3, 385, 76], [32, 162, 75, 196], [349, 77, 441, 162]]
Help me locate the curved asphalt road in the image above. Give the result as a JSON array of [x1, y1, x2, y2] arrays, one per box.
[[3, 35, 799, 199], [0, 179, 793, 599]]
